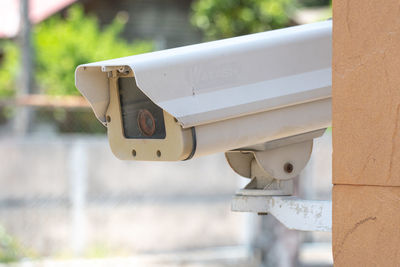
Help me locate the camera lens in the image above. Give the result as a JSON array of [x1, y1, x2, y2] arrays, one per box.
[[137, 109, 156, 136]]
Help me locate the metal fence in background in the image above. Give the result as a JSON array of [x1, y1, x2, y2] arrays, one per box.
[[0, 94, 333, 267]]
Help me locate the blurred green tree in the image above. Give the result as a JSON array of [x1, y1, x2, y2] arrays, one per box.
[[191, 0, 296, 40], [0, 42, 19, 98], [0, 4, 153, 133], [0, 4, 153, 97], [35, 5, 152, 95], [0, 225, 34, 263]]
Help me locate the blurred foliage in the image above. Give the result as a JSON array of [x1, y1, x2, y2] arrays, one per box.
[[0, 43, 19, 98], [0, 225, 33, 263], [34, 5, 152, 95], [0, 4, 153, 97], [191, 0, 296, 40], [0, 4, 153, 134], [35, 108, 106, 134], [84, 243, 129, 258]]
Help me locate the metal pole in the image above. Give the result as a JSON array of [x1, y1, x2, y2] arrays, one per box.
[[14, 0, 33, 135], [250, 178, 301, 267], [69, 141, 88, 256]]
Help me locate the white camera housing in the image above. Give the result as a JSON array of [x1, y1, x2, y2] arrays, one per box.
[[75, 21, 332, 162]]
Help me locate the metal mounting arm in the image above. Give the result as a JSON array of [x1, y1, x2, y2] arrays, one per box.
[[225, 129, 331, 232], [232, 196, 332, 232]]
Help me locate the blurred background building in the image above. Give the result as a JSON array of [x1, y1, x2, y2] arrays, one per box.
[[0, 0, 332, 266]]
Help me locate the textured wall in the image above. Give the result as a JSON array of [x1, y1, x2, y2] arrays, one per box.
[[332, 0, 400, 265]]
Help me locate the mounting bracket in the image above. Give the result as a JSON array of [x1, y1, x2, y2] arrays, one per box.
[[225, 129, 331, 232], [232, 196, 331, 232]]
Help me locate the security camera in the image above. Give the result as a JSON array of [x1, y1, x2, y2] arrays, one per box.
[[76, 21, 332, 225], [76, 20, 333, 223], [75, 20, 331, 165]]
